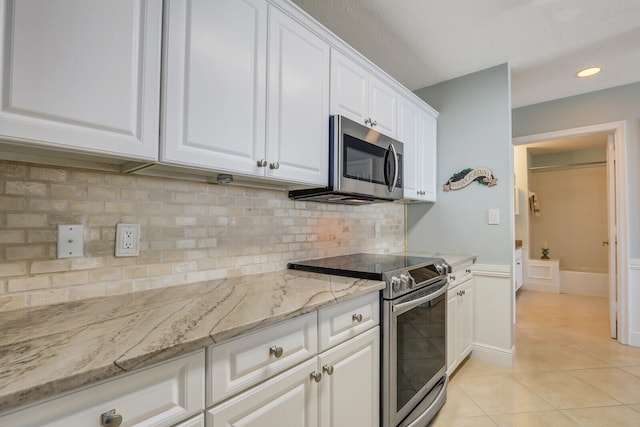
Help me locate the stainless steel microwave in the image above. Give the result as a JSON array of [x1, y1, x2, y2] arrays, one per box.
[[289, 115, 403, 204]]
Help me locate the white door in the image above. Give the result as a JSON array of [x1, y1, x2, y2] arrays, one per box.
[[397, 97, 420, 199], [162, 0, 268, 175], [207, 358, 318, 427], [0, 0, 161, 160], [368, 75, 397, 138], [459, 279, 474, 359], [607, 134, 618, 339], [266, 6, 330, 185], [418, 111, 438, 201], [329, 49, 368, 125], [318, 327, 379, 427]]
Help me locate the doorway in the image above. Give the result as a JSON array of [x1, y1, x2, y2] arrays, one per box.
[[513, 121, 629, 344]]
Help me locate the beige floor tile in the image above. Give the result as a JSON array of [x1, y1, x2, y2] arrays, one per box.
[[490, 411, 579, 427], [449, 358, 513, 380], [621, 366, 640, 378], [457, 374, 554, 415], [436, 384, 485, 419], [629, 404, 640, 414], [510, 351, 558, 373], [523, 344, 610, 370], [562, 405, 640, 427], [569, 339, 640, 366], [430, 413, 498, 427], [513, 371, 620, 409], [567, 367, 640, 404]]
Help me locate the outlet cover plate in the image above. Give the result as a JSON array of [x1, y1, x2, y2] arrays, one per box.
[[57, 224, 84, 259], [115, 223, 140, 257]]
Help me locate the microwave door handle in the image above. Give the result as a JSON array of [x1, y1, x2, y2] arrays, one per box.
[[386, 143, 399, 192]]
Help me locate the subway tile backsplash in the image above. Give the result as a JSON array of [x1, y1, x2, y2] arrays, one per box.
[[0, 161, 404, 312]]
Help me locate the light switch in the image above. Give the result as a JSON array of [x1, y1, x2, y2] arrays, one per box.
[[488, 208, 500, 225], [57, 224, 84, 258]]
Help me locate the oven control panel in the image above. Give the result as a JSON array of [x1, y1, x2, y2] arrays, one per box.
[[387, 260, 449, 298]]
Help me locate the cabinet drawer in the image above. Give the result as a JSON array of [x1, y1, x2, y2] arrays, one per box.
[[318, 292, 379, 352], [0, 351, 205, 427], [448, 265, 473, 288], [207, 312, 317, 406]]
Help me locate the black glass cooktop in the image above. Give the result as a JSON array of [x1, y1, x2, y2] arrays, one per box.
[[287, 253, 438, 281]]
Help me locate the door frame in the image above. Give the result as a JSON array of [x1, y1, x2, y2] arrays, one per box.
[[513, 121, 629, 344]]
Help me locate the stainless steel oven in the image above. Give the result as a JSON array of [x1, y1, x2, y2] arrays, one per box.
[[288, 253, 449, 427], [383, 278, 448, 427]]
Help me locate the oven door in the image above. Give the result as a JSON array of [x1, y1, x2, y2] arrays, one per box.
[[383, 279, 448, 427]]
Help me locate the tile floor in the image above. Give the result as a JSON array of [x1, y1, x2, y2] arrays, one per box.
[[430, 290, 640, 426]]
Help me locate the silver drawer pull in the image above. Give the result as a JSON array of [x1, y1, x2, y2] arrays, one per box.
[[256, 159, 267, 167], [101, 409, 123, 427], [310, 371, 322, 383], [269, 161, 280, 170], [352, 313, 363, 323], [323, 365, 334, 375], [269, 345, 284, 358]]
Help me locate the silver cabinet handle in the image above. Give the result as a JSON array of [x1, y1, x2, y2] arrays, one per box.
[[310, 371, 322, 383], [269, 345, 284, 358], [364, 118, 372, 125], [371, 120, 377, 127], [352, 313, 363, 323], [466, 268, 472, 274], [449, 274, 456, 281], [457, 290, 463, 296], [256, 159, 267, 167], [457, 289, 466, 296], [323, 365, 334, 375], [101, 409, 123, 427], [269, 161, 280, 170]]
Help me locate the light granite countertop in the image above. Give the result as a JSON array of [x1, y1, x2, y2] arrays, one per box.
[[0, 270, 384, 413]]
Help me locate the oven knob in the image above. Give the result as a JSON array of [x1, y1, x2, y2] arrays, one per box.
[[391, 276, 402, 292], [400, 273, 412, 289]]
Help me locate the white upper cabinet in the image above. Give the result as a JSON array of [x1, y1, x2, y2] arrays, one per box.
[[266, 6, 330, 185], [0, 0, 162, 161], [162, 0, 329, 186], [330, 49, 397, 138], [398, 95, 438, 202], [162, 0, 268, 176]]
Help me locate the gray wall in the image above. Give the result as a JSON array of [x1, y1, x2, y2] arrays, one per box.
[[512, 82, 640, 258], [408, 64, 514, 265]]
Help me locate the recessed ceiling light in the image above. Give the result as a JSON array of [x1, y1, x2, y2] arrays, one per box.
[[577, 67, 602, 78]]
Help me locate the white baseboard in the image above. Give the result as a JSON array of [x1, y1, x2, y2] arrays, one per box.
[[471, 342, 514, 368]]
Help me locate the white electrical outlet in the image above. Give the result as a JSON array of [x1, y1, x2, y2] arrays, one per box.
[[115, 223, 140, 257]]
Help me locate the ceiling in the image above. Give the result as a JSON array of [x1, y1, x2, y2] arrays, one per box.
[[291, 0, 640, 108]]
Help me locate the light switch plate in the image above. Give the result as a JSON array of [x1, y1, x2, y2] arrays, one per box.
[[57, 224, 84, 259], [488, 208, 500, 225]]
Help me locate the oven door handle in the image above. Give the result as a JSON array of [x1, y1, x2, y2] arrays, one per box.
[[392, 281, 448, 314]]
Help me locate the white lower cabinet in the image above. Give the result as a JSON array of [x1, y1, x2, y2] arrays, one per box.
[[446, 274, 474, 375], [317, 327, 379, 427], [0, 351, 205, 427], [206, 293, 380, 427]]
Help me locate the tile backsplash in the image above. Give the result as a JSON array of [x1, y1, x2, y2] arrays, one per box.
[[0, 161, 404, 312]]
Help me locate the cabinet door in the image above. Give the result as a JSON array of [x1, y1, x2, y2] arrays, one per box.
[[458, 279, 474, 361], [318, 327, 379, 427], [397, 96, 421, 199], [162, 0, 267, 174], [0, 0, 161, 161], [173, 413, 204, 427], [266, 7, 330, 185], [207, 358, 318, 427], [446, 288, 458, 374], [329, 49, 368, 126], [0, 351, 205, 427], [418, 111, 438, 202], [368, 75, 397, 138]]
